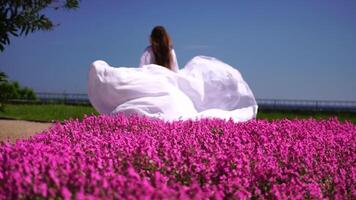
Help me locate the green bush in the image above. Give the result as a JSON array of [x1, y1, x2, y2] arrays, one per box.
[[0, 73, 37, 102], [18, 87, 37, 100], [0, 82, 19, 99]]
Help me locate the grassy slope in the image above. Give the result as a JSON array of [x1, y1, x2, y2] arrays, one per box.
[[0, 103, 355, 123]]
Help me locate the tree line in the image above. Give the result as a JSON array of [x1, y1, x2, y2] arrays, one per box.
[[0, 72, 37, 100]]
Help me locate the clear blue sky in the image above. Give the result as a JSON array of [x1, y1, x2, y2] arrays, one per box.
[[1, 0, 355, 100]]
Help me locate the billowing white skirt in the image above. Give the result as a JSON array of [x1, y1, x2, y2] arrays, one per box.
[[88, 56, 258, 122]]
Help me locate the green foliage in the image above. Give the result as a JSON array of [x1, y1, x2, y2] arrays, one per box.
[[0, 71, 37, 102], [0, 72, 6, 110], [0, 71, 8, 82], [0, 0, 80, 51], [0, 81, 37, 100], [18, 87, 37, 99], [0, 81, 19, 99]]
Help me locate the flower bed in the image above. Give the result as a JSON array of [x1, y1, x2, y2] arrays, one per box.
[[0, 115, 355, 199]]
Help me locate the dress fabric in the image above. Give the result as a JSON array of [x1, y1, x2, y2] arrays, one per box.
[[88, 51, 258, 122]]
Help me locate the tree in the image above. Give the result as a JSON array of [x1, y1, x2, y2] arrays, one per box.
[[0, 0, 80, 51], [0, 80, 37, 100], [0, 71, 8, 111], [0, 71, 37, 112], [0, 81, 19, 99], [0, 71, 8, 83], [19, 87, 37, 99]]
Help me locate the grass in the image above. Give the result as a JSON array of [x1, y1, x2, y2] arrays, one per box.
[[0, 103, 98, 122], [257, 109, 356, 123], [0, 103, 355, 123]]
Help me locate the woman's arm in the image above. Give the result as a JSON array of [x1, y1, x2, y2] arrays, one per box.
[[139, 47, 153, 67], [171, 49, 179, 72]]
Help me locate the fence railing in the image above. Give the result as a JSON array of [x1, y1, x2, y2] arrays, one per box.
[[3, 92, 356, 112], [256, 98, 356, 112], [37, 92, 89, 104]]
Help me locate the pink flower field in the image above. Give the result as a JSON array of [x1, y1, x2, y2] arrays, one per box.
[[0, 115, 355, 199]]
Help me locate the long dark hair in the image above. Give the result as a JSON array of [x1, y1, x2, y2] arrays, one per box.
[[150, 26, 173, 69]]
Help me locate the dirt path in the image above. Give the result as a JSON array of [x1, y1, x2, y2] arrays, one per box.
[[0, 119, 52, 142]]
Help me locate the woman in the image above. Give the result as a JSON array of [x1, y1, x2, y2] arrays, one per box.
[[88, 26, 258, 122], [139, 26, 179, 72]]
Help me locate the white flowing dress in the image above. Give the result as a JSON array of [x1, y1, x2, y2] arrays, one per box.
[[88, 47, 258, 122]]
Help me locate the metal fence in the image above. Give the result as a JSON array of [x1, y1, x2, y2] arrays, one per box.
[[4, 92, 356, 112], [37, 92, 89, 104], [256, 98, 356, 112]]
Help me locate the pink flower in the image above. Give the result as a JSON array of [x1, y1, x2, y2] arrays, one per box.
[[0, 114, 354, 199], [61, 187, 71, 200]]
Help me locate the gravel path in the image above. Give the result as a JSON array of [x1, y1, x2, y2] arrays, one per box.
[[0, 119, 52, 142]]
